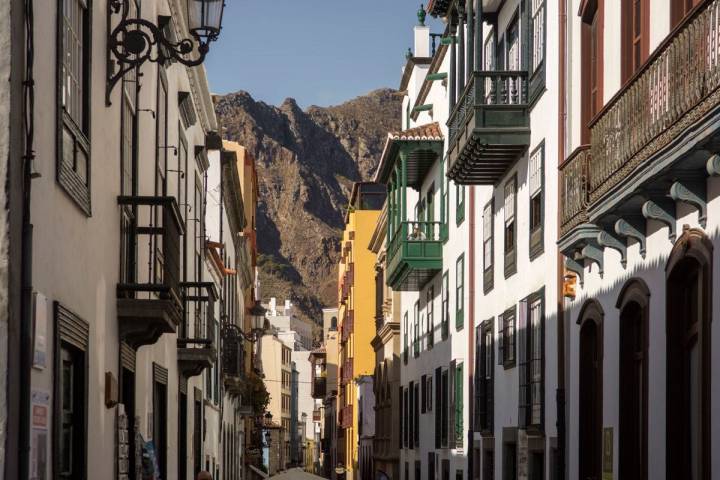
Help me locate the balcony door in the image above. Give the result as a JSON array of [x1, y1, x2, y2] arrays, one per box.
[[666, 229, 712, 480], [506, 15, 521, 105], [59, 346, 86, 480], [578, 301, 603, 480], [617, 280, 649, 480], [672, 0, 702, 26]]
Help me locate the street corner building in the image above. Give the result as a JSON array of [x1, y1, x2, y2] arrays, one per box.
[[0, 0, 270, 479]]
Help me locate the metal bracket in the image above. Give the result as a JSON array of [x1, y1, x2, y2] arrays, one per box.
[[670, 179, 707, 228], [597, 230, 627, 268], [614, 217, 646, 259], [642, 199, 676, 241], [106, 0, 214, 105], [581, 244, 604, 278], [707, 153, 720, 176]]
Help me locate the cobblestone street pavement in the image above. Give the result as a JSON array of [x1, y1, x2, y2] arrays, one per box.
[[269, 468, 327, 480]]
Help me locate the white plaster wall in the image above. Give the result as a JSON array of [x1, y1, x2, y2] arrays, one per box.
[[27, 0, 220, 476], [564, 3, 720, 478], [566, 175, 720, 480], [292, 350, 315, 440], [399, 43, 470, 480]]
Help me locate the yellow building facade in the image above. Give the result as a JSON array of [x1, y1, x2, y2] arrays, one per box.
[[337, 183, 386, 479]]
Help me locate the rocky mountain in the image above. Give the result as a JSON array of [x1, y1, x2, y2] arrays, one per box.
[[215, 88, 401, 325]]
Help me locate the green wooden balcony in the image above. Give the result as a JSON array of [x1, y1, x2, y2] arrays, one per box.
[[447, 71, 531, 185], [387, 221, 443, 291]]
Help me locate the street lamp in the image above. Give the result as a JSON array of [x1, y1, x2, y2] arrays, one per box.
[[249, 301, 268, 334], [187, 0, 225, 41], [106, 0, 226, 102]]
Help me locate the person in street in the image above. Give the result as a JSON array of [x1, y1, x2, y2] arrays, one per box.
[[197, 471, 213, 480]]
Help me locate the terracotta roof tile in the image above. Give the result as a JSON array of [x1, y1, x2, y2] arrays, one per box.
[[388, 122, 444, 142]]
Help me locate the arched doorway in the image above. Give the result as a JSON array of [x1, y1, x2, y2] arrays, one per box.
[[616, 279, 650, 480], [666, 227, 712, 480], [578, 300, 603, 480]]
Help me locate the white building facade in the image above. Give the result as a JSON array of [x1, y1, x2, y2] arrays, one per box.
[[0, 0, 258, 478], [382, 1, 559, 479], [559, 1, 720, 479]]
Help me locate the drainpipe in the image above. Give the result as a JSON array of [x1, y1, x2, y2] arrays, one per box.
[[557, 0, 568, 478], [17, 0, 35, 477], [468, 3, 482, 480], [467, 183, 476, 480]]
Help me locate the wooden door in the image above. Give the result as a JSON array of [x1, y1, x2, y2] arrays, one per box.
[[579, 320, 602, 480]]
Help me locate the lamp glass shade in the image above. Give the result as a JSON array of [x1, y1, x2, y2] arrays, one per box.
[[249, 303, 267, 331], [188, 0, 224, 40]]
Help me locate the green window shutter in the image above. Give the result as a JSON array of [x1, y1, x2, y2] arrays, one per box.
[[456, 255, 465, 330], [440, 161, 449, 241], [456, 184, 465, 225], [456, 363, 464, 448], [449, 361, 456, 449], [435, 367, 442, 448]]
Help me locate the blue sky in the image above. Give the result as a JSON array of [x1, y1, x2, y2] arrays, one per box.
[[204, 1, 443, 108]]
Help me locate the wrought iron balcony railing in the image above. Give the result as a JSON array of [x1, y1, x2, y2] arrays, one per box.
[[116, 196, 185, 349], [339, 405, 353, 429], [341, 309, 354, 343], [559, 146, 590, 237], [560, 0, 720, 253], [588, 0, 720, 205]]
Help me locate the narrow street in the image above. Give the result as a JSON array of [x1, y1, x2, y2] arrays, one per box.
[[2, 1, 720, 480], [270, 468, 328, 480]]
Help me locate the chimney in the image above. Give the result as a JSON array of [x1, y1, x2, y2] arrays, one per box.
[[414, 4, 430, 57]]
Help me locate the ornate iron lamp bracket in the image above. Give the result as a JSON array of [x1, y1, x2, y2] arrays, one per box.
[[106, 0, 212, 104]]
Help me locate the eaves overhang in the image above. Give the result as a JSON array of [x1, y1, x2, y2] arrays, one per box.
[[399, 56, 433, 91]]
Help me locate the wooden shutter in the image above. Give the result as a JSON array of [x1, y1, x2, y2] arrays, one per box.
[[435, 368, 442, 448], [422, 375, 427, 413], [441, 370, 449, 447], [498, 313, 504, 365], [475, 324, 484, 433], [456, 363, 464, 448], [414, 383, 420, 447], [449, 360, 456, 449], [409, 381, 415, 449], [399, 386, 404, 448], [488, 320, 495, 432], [404, 388, 409, 447], [518, 299, 529, 427]]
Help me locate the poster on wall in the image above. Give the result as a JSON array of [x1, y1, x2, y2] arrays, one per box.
[[602, 427, 613, 480], [32, 293, 48, 370], [29, 389, 50, 480]]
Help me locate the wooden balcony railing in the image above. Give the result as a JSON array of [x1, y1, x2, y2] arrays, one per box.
[[446, 70, 530, 184], [339, 405, 353, 429], [340, 358, 354, 385], [588, 0, 720, 204], [311, 377, 327, 399], [386, 220, 443, 291], [341, 309, 354, 343], [559, 146, 590, 237], [448, 71, 529, 145]]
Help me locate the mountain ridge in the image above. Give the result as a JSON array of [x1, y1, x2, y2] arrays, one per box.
[[215, 88, 401, 326]]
